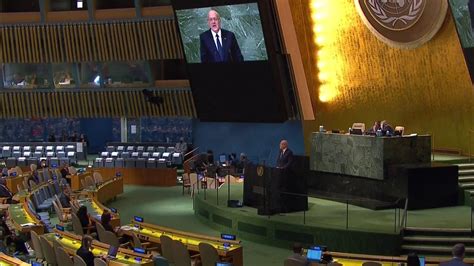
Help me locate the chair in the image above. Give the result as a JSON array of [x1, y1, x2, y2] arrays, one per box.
[[132, 233, 158, 252], [198, 242, 219, 266], [84, 175, 95, 188], [55, 246, 74, 266], [101, 230, 129, 248], [172, 240, 198, 266], [352, 122, 366, 133], [95, 222, 107, 242], [94, 258, 107, 266], [159, 235, 174, 264], [284, 258, 307, 266], [394, 126, 405, 136], [182, 173, 191, 195], [153, 255, 170, 266], [30, 230, 44, 261], [53, 200, 70, 223], [73, 254, 88, 266], [72, 212, 94, 235], [39, 235, 58, 266], [93, 172, 103, 185]]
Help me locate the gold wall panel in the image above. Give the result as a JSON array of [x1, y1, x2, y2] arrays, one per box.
[[0, 90, 196, 119], [291, 0, 474, 154], [0, 19, 183, 63]]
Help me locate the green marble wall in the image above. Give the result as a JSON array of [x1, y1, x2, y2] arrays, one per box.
[[450, 0, 474, 48], [310, 133, 431, 180], [175, 3, 268, 63]]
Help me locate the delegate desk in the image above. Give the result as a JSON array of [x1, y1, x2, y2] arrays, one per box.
[[69, 171, 94, 191], [5, 173, 29, 194], [83, 177, 124, 204], [0, 253, 30, 266], [95, 168, 177, 187], [8, 203, 44, 234], [121, 221, 243, 266], [46, 230, 153, 266], [311, 132, 431, 180], [77, 198, 121, 228]]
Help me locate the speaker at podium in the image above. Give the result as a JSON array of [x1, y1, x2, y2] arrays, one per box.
[[243, 156, 308, 215]]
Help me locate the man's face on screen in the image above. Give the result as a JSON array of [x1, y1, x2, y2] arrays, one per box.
[[208, 10, 221, 33]]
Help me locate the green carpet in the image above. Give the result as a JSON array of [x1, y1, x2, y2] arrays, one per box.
[[107, 185, 291, 266]]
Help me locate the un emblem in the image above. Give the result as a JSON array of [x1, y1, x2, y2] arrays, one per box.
[[355, 0, 448, 48], [256, 166, 264, 177]]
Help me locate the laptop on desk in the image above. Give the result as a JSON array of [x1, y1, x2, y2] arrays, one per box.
[[107, 245, 119, 259], [307, 247, 322, 262]]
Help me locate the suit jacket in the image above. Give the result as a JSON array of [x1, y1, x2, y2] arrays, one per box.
[[76, 246, 95, 266], [200, 29, 243, 63], [276, 148, 294, 169], [440, 258, 472, 266]]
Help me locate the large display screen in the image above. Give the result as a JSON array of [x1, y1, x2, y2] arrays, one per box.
[[171, 0, 290, 122], [450, 0, 474, 48], [175, 3, 268, 63]]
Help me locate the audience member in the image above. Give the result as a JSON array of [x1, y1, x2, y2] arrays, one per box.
[[407, 252, 420, 266], [58, 184, 71, 208], [1, 168, 8, 177], [440, 243, 471, 266], [381, 120, 394, 136], [236, 153, 248, 174], [47, 133, 56, 142], [39, 159, 48, 169], [76, 235, 95, 266], [287, 243, 310, 266], [77, 206, 94, 234], [174, 137, 188, 153], [0, 178, 17, 204]]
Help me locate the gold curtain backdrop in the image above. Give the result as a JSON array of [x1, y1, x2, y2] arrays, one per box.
[[0, 19, 183, 63], [0, 90, 196, 118], [290, 0, 474, 154]]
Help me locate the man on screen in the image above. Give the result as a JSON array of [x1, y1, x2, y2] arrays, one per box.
[[200, 9, 244, 63]]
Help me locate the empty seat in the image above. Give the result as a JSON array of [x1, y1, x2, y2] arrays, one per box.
[[157, 159, 166, 168], [121, 152, 130, 159], [136, 158, 146, 168], [105, 158, 114, 168], [12, 151, 21, 158], [111, 152, 119, 158], [124, 158, 135, 168], [35, 146, 44, 152], [157, 146, 166, 153], [117, 146, 125, 152], [46, 151, 55, 157], [162, 152, 171, 160], [13, 146, 21, 152], [46, 146, 54, 152], [100, 151, 109, 158], [141, 152, 150, 158], [56, 146, 64, 152], [146, 146, 155, 152], [172, 153, 183, 165], [6, 157, 16, 168], [106, 146, 115, 152], [127, 146, 135, 152], [67, 151, 75, 158], [66, 145, 74, 152], [23, 151, 32, 157], [115, 158, 124, 168], [146, 158, 156, 168], [2, 146, 11, 158], [17, 157, 27, 167], [152, 152, 161, 158], [49, 157, 59, 166], [57, 151, 66, 158], [95, 158, 104, 168], [23, 146, 31, 152], [131, 152, 140, 158], [166, 147, 175, 153]]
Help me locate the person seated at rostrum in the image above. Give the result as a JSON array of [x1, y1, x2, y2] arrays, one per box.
[[76, 235, 95, 266], [77, 206, 95, 234], [367, 121, 381, 134], [381, 120, 394, 136], [440, 243, 471, 266], [286, 243, 310, 266]]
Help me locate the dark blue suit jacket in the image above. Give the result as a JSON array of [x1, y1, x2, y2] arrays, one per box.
[[276, 148, 294, 169], [200, 29, 243, 63], [440, 258, 472, 266]]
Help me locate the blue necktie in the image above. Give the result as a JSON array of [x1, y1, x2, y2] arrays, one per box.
[[216, 33, 223, 61]]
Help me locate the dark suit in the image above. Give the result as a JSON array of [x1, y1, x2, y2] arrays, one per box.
[[200, 29, 243, 63], [440, 258, 472, 266], [276, 148, 294, 169], [76, 246, 94, 266]]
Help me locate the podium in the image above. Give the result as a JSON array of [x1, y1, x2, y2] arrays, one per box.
[[244, 156, 308, 215]]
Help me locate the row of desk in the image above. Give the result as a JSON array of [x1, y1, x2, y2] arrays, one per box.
[[121, 220, 243, 266], [50, 230, 154, 265]]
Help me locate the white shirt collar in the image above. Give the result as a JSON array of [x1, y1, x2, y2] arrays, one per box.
[[211, 29, 222, 48]]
